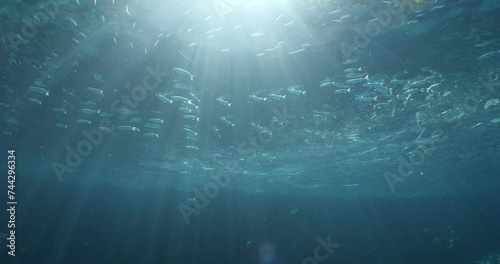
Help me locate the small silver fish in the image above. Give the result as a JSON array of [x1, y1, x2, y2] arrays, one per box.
[[479, 50, 500, 60], [28, 98, 42, 105], [29, 86, 50, 96], [117, 126, 139, 131], [76, 119, 92, 124], [173, 67, 194, 80]]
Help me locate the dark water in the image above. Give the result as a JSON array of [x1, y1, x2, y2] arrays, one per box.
[[1, 0, 500, 263]]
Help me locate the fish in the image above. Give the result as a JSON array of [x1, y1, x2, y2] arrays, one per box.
[[80, 109, 101, 115], [156, 93, 173, 104], [28, 98, 42, 105], [484, 98, 500, 110], [179, 107, 196, 114], [251, 31, 265, 37], [346, 75, 369, 84], [143, 133, 159, 138], [320, 82, 333, 88], [183, 115, 199, 122], [56, 124, 68, 129], [76, 119, 92, 124], [216, 96, 231, 107], [220, 115, 235, 127], [479, 50, 500, 60], [53, 108, 67, 114], [331, 82, 348, 88], [429, 4, 445, 11], [0, 102, 9, 108], [390, 79, 407, 84], [173, 68, 194, 80], [183, 128, 198, 136], [80, 101, 96, 107], [287, 87, 306, 95], [171, 96, 191, 103], [344, 67, 364, 73], [185, 145, 199, 151], [471, 122, 483, 128], [181, 101, 198, 109], [67, 17, 77, 26], [474, 40, 493, 48], [335, 88, 351, 94], [87, 87, 104, 96], [249, 94, 267, 102], [29, 86, 50, 96], [268, 93, 286, 100], [345, 72, 367, 78], [148, 118, 164, 123], [289, 49, 306, 55]]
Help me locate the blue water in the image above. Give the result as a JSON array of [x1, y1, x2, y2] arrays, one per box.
[[1, 0, 500, 263]]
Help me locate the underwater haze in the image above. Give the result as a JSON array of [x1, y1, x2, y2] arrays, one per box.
[[1, 0, 500, 263]]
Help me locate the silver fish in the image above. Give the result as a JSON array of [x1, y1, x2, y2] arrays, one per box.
[[117, 126, 139, 131], [220, 115, 235, 127], [28, 98, 42, 105], [216, 96, 231, 107], [29, 86, 50, 96], [87, 87, 104, 96], [76, 119, 92, 124], [479, 50, 500, 60], [173, 67, 194, 80], [346, 75, 369, 84]]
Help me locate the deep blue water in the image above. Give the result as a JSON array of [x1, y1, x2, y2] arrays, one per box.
[[1, 0, 500, 263]]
